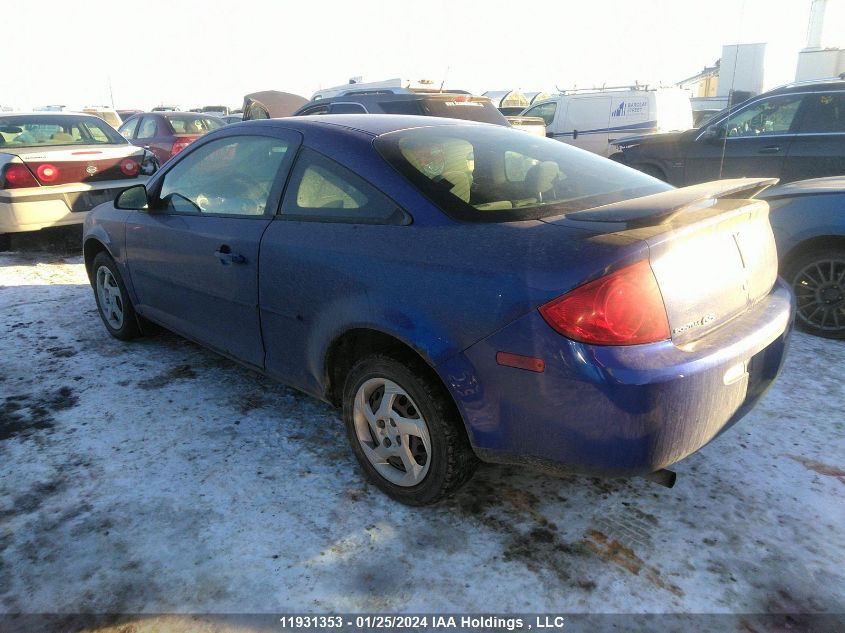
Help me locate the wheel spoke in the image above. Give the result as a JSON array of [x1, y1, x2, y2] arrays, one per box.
[[397, 443, 424, 482], [375, 381, 401, 419], [361, 442, 392, 465], [392, 413, 427, 441]]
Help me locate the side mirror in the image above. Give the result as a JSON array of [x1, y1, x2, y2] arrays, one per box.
[[115, 185, 149, 210], [702, 125, 723, 143], [572, 129, 579, 140]]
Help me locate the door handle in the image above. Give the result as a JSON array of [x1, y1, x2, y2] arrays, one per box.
[[214, 245, 246, 265], [758, 145, 781, 154]]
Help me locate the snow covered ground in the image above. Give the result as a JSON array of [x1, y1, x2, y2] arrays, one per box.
[[1, 249, 844, 630]]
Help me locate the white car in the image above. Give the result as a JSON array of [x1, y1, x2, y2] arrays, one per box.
[[0, 112, 157, 244]]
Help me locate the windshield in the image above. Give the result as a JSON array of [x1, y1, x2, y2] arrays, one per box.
[[0, 114, 126, 148], [375, 124, 672, 222], [418, 97, 508, 125]]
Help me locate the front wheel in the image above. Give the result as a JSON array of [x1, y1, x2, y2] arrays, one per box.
[[784, 247, 845, 339], [92, 252, 142, 340], [342, 354, 477, 505]]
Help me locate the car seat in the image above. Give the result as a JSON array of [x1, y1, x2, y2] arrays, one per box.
[[436, 139, 474, 203], [523, 161, 560, 202]]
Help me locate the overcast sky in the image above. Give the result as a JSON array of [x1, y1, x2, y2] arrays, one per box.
[[2, 0, 842, 111]]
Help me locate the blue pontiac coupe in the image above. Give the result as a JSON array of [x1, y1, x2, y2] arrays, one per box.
[[83, 115, 794, 505]]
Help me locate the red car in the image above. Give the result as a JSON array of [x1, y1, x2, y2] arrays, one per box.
[[118, 112, 224, 165]]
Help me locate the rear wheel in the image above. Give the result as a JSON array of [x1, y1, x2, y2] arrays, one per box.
[[342, 354, 477, 505], [92, 252, 142, 340], [784, 247, 845, 339]]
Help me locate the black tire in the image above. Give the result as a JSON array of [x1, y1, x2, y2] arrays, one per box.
[[91, 252, 142, 340], [783, 247, 845, 340], [0, 233, 10, 252], [634, 163, 667, 181], [342, 354, 477, 505]]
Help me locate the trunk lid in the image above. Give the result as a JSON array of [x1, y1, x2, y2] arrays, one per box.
[[14, 144, 146, 186], [545, 178, 780, 344]]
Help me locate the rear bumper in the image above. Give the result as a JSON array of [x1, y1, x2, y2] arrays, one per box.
[[440, 278, 795, 476], [0, 178, 144, 233]]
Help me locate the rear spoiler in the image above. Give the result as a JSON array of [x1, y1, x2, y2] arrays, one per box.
[[565, 178, 778, 227]]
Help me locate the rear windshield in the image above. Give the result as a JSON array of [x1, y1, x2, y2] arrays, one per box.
[[0, 114, 126, 148], [418, 97, 507, 125], [375, 125, 672, 222], [164, 114, 224, 134]]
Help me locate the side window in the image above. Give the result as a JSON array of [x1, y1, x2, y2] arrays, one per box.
[[281, 148, 406, 224], [796, 93, 845, 134], [119, 117, 139, 139], [245, 103, 270, 120], [159, 135, 291, 216], [85, 124, 109, 143], [136, 117, 158, 139], [299, 104, 330, 116], [524, 102, 557, 126], [719, 95, 803, 138], [329, 102, 367, 114]]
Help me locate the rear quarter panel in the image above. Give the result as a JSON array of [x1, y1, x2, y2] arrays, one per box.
[[259, 215, 646, 398]]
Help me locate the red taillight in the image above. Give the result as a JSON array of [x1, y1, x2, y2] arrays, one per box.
[[36, 163, 59, 183], [119, 158, 139, 176], [171, 139, 192, 156], [2, 163, 39, 189], [539, 260, 670, 346]]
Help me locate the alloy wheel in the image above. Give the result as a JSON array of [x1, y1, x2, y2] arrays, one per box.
[[792, 257, 845, 333], [352, 377, 432, 487], [96, 265, 125, 330]]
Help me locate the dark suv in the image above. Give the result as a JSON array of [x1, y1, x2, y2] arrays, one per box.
[[611, 78, 845, 186]]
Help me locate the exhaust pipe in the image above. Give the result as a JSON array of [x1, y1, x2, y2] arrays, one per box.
[[644, 468, 677, 488]]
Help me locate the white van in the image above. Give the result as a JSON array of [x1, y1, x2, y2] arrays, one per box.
[[521, 86, 693, 157]]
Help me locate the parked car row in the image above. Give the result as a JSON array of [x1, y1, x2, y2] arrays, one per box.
[[3, 77, 843, 342], [117, 112, 225, 165]]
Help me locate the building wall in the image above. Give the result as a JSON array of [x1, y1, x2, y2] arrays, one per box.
[[796, 48, 845, 80]]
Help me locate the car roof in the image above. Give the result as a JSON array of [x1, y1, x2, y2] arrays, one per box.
[[233, 114, 489, 137], [0, 111, 108, 121], [768, 78, 845, 95]]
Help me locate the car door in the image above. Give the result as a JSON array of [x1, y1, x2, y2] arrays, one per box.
[[258, 147, 409, 393], [782, 91, 845, 182], [124, 130, 300, 367], [135, 115, 170, 164], [561, 97, 613, 155], [683, 93, 804, 184]]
